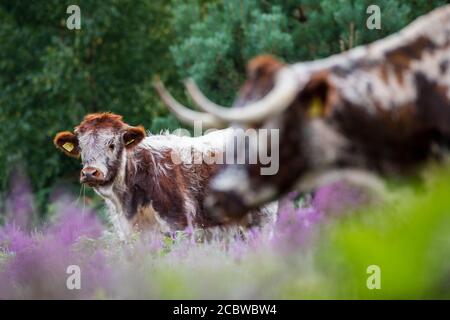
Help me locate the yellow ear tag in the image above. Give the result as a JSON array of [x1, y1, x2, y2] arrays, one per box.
[[308, 96, 323, 118], [62, 142, 74, 152], [125, 139, 135, 146]]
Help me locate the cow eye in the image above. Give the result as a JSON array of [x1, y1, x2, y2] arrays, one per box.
[[109, 143, 115, 151]]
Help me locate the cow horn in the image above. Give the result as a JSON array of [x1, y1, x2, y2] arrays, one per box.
[[185, 67, 301, 124], [153, 80, 227, 129]]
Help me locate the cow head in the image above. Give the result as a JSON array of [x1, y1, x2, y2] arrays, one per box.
[[54, 113, 146, 187], [208, 57, 342, 221]]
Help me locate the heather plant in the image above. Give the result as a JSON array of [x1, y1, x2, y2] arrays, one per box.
[[0, 186, 108, 299], [4, 171, 35, 232], [1, 165, 450, 299]]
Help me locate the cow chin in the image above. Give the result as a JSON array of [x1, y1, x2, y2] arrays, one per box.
[[205, 191, 250, 224], [80, 178, 104, 188]]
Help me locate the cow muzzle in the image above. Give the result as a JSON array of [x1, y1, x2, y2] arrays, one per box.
[[80, 166, 105, 186], [205, 190, 250, 224]]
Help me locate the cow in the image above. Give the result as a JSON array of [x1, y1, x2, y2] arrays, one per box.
[[53, 112, 275, 239], [155, 5, 450, 221]]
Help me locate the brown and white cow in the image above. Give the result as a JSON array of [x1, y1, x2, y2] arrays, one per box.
[[155, 5, 450, 221], [53, 113, 275, 238]]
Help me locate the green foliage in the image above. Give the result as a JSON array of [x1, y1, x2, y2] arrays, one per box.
[[318, 165, 450, 299], [170, 0, 449, 105], [170, 0, 297, 105]]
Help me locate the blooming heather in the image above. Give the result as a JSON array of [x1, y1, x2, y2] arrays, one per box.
[[312, 181, 371, 215], [0, 189, 108, 298], [5, 171, 34, 232], [0, 224, 35, 253], [0, 176, 390, 299]]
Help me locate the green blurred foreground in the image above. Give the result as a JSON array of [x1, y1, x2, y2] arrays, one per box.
[[319, 166, 450, 299], [150, 165, 450, 299]]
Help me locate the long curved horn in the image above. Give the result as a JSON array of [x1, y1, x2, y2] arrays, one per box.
[[185, 67, 301, 123], [153, 80, 226, 129]]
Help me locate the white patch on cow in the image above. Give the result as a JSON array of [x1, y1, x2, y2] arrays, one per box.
[[410, 48, 450, 100], [211, 166, 250, 192], [94, 184, 130, 240], [183, 194, 197, 226], [259, 200, 279, 234], [115, 148, 128, 188], [140, 128, 232, 165], [91, 150, 131, 239], [77, 129, 117, 177], [335, 67, 418, 114]]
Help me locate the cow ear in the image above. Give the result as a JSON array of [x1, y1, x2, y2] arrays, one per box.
[[123, 126, 146, 149], [54, 131, 80, 158], [302, 71, 337, 119]]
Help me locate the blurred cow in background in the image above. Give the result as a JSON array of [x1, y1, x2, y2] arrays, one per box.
[[155, 5, 450, 221]]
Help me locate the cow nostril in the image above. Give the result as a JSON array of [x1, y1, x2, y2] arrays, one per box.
[[81, 168, 102, 180]]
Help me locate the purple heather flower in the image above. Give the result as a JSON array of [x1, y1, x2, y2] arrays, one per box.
[[272, 198, 324, 251], [0, 223, 35, 253], [5, 170, 35, 232], [45, 196, 104, 246], [0, 187, 109, 299], [0, 234, 110, 299], [313, 181, 370, 215]]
